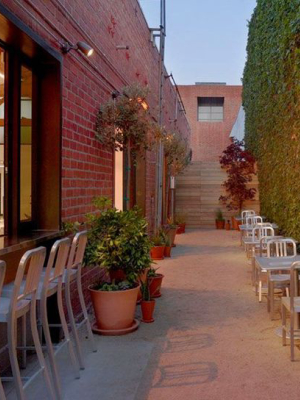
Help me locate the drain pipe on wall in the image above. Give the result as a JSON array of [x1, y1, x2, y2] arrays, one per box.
[[155, 0, 166, 232]]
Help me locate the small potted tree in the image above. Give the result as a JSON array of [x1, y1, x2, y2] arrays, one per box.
[[163, 218, 177, 247], [140, 281, 155, 323], [215, 209, 225, 229], [150, 230, 166, 260], [86, 199, 152, 335], [219, 139, 256, 230], [148, 267, 164, 298]]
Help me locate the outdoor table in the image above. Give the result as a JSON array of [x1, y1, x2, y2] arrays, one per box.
[[239, 223, 278, 246], [255, 255, 300, 337], [236, 216, 266, 222]]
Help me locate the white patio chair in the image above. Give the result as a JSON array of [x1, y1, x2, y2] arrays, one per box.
[[282, 261, 300, 361], [266, 238, 297, 320], [241, 210, 256, 224], [0, 247, 56, 400]]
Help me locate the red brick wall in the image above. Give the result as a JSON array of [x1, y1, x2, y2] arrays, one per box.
[[178, 85, 242, 161], [1, 0, 190, 227]]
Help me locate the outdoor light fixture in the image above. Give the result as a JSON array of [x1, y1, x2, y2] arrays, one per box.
[[61, 41, 94, 57], [116, 45, 129, 50]]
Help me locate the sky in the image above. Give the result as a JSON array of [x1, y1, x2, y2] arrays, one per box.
[[139, 0, 257, 85]]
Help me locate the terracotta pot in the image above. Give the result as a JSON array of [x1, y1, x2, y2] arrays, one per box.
[[150, 246, 165, 260], [89, 285, 139, 331], [149, 273, 164, 298], [109, 269, 126, 282], [141, 300, 155, 323], [231, 217, 241, 231], [225, 221, 231, 231], [165, 227, 177, 247], [215, 220, 225, 229], [164, 246, 172, 257], [176, 223, 185, 234]]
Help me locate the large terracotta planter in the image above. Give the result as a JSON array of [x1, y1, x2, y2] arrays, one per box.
[[149, 273, 164, 298], [150, 246, 165, 260], [141, 300, 155, 323], [215, 220, 225, 229], [89, 285, 139, 334]]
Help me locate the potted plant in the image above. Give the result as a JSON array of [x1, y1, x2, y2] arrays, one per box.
[[219, 139, 256, 230], [164, 236, 172, 257], [140, 281, 155, 323], [215, 209, 225, 229], [148, 267, 164, 298], [163, 218, 177, 247], [150, 230, 166, 260], [175, 213, 186, 234], [86, 199, 152, 335], [225, 220, 231, 230]]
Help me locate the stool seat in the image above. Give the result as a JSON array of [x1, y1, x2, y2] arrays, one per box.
[[0, 297, 30, 322]]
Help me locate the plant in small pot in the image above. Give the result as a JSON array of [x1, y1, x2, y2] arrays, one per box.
[[140, 281, 155, 323], [215, 209, 225, 229], [148, 267, 164, 298], [225, 220, 231, 231], [163, 218, 177, 247], [175, 213, 187, 234], [86, 199, 152, 335], [164, 236, 172, 257], [150, 230, 166, 260]]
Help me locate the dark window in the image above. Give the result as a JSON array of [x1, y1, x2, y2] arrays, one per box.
[[198, 97, 224, 121]]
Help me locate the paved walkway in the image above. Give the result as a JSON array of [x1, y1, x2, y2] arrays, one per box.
[[7, 229, 300, 399]]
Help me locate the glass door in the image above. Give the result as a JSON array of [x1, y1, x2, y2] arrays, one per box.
[[0, 48, 5, 235]]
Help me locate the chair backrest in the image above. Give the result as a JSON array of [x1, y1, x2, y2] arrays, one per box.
[[11, 247, 46, 305], [267, 238, 297, 258], [67, 231, 88, 270], [44, 237, 71, 285], [252, 226, 274, 241], [0, 260, 6, 298], [242, 210, 256, 224], [246, 215, 263, 225]]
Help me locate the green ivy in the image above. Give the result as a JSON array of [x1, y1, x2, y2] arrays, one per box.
[[243, 0, 300, 240]]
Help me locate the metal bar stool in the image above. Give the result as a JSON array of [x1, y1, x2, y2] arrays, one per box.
[[0, 247, 56, 400], [64, 231, 97, 369]]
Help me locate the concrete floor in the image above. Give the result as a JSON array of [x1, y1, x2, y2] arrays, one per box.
[[5, 229, 300, 400]]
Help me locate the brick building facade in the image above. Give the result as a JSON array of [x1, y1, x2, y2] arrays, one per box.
[[178, 84, 242, 161]]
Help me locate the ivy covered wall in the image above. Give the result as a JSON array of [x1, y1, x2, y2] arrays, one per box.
[[243, 0, 300, 239]]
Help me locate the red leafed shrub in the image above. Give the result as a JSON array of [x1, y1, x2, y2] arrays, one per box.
[[219, 139, 256, 213]]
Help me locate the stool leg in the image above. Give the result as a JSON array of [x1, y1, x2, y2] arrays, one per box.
[[21, 314, 27, 369], [65, 273, 85, 369], [0, 380, 5, 400], [76, 266, 97, 353], [291, 312, 295, 361], [30, 298, 56, 400], [57, 282, 80, 378], [41, 295, 62, 400], [270, 281, 275, 320], [282, 304, 287, 346], [7, 315, 25, 400]]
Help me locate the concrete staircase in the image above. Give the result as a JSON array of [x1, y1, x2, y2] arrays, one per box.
[[176, 161, 259, 228]]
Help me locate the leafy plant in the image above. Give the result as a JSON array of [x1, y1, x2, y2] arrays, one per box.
[[147, 267, 159, 278], [151, 234, 165, 247], [175, 213, 186, 224], [219, 139, 256, 214], [215, 209, 224, 221], [162, 130, 191, 175], [84, 198, 152, 283], [62, 221, 81, 235], [95, 280, 134, 292], [140, 281, 151, 301]]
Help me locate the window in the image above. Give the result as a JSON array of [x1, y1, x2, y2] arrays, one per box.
[[198, 97, 224, 121]]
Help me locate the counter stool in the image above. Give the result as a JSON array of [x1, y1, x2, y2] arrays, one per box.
[[64, 231, 97, 370], [0, 247, 55, 400]]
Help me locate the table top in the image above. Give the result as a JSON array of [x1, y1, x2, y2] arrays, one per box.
[[255, 256, 300, 271], [236, 216, 266, 221]]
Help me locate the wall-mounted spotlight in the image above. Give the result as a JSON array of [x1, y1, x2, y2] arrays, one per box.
[[116, 45, 129, 50], [61, 41, 94, 57]]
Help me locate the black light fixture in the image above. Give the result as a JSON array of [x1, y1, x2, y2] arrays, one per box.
[[61, 41, 94, 57]]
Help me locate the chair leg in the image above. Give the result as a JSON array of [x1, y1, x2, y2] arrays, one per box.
[[0, 380, 6, 400], [30, 299, 56, 400], [267, 279, 270, 312], [282, 305, 287, 346], [76, 267, 97, 353], [259, 279, 263, 303], [57, 283, 80, 379], [65, 274, 85, 369], [286, 287, 290, 297], [40, 295, 62, 400], [21, 314, 27, 369], [7, 315, 26, 400], [270, 281, 275, 320], [291, 313, 295, 361]]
